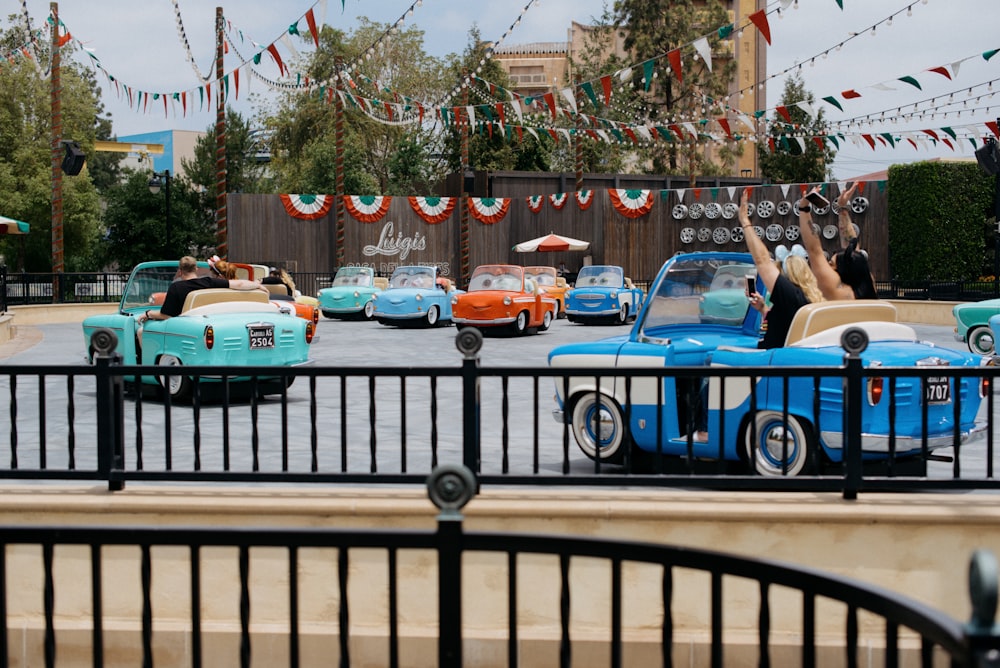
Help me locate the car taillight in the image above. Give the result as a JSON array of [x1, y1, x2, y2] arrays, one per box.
[[980, 355, 999, 397], [311, 307, 319, 325], [305, 322, 315, 344], [866, 377, 883, 405], [204, 325, 215, 350]]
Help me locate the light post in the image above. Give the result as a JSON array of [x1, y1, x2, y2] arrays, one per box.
[[148, 169, 171, 258]]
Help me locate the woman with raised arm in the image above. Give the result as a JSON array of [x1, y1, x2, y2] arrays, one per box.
[[738, 188, 822, 349]]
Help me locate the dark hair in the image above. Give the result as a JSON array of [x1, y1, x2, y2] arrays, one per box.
[[834, 239, 878, 299]]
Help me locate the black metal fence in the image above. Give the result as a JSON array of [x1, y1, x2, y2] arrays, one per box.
[[1, 326, 998, 498], [2, 466, 998, 667], [4, 270, 999, 309]]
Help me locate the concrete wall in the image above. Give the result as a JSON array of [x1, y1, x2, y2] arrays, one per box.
[[0, 484, 992, 667]]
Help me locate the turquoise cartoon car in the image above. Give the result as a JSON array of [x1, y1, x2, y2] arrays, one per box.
[[81, 261, 314, 399], [317, 266, 387, 320]]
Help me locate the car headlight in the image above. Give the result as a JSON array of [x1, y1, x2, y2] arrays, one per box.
[[610, 291, 618, 299], [353, 290, 361, 298], [416, 293, 423, 302], [503, 296, 512, 306], [451, 296, 459, 305]]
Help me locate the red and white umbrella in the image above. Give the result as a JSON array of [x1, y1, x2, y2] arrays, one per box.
[[0, 215, 29, 235], [513, 233, 590, 253]]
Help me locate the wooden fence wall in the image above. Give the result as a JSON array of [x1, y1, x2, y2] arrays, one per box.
[[228, 173, 887, 286]]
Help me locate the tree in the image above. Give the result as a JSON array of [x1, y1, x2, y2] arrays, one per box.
[[100, 170, 216, 269], [612, 0, 738, 180], [0, 19, 105, 271], [757, 73, 835, 184]]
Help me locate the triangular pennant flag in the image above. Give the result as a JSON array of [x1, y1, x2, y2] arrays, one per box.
[[693, 37, 712, 71], [641, 59, 654, 91], [793, 137, 806, 153], [861, 134, 876, 150], [827, 135, 839, 149], [775, 106, 792, 123], [560, 87, 577, 113], [717, 118, 732, 140], [779, 184, 790, 198], [266, 43, 287, 76], [985, 49, 1000, 62], [928, 66, 952, 80], [543, 92, 557, 118], [676, 188, 686, 202], [841, 89, 862, 99], [794, 101, 815, 121], [813, 137, 825, 150], [822, 96, 843, 111], [305, 9, 320, 48], [987, 121, 999, 138], [581, 81, 599, 109], [666, 49, 682, 85], [923, 129, 939, 141], [879, 133, 895, 147], [941, 126, 957, 140], [600, 75, 612, 104], [748, 10, 772, 45]]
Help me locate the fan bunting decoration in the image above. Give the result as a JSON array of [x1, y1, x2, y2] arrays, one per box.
[[609, 189, 654, 219], [468, 197, 511, 224], [548, 193, 569, 210], [280, 194, 332, 220], [526, 195, 544, 213], [408, 196, 456, 224], [344, 195, 392, 223], [575, 190, 594, 211]]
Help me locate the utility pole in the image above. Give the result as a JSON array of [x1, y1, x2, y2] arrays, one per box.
[[50, 2, 63, 282], [214, 7, 227, 259]]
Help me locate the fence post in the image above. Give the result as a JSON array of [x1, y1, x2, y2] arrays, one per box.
[[965, 549, 1000, 665], [91, 327, 125, 491], [456, 328, 483, 477], [840, 327, 869, 500], [428, 465, 477, 668]]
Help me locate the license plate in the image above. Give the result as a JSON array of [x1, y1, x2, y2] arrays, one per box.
[[249, 326, 274, 349], [925, 376, 951, 405]]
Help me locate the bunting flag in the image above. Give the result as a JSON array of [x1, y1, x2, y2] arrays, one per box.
[[526, 195, 544, 213], [280, 194, 332, 220], [575, 190, 594, 211], [468, 197, 511, 224], [549, 192, 569, 210], [408, 196, 456, 224], [609, 189, 654, 219], [667, 49, 682, 85], [344, 195, 392, 223], [748, 9, 771, 45]]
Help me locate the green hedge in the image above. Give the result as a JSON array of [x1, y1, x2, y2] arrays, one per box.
[[887, 161, 995, 281]]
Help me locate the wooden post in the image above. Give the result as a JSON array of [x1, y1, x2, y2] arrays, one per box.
[[214, 7, 228, 259], [50, 2, 63, 278], [574, 77, 583, 192], [334, 56, 346, 269], [459, 70, 470, 287]]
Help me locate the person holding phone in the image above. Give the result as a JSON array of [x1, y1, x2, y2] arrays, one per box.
[[797, 183, 878, 300]]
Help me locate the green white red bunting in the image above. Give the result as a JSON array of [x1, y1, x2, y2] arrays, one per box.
[[548, 192, 568, 210], [408, 196, 456, 224], [526, 195, 544, 214], [344, 195, 392, 223], [575, 190, 594, 211], [280, 193, 333, 220], [609, 189, 654, 219], [468, 197, 511, 224]]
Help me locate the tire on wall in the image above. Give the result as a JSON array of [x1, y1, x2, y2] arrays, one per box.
[[742, 411, 815, 476], [570, 392, 629, 464]]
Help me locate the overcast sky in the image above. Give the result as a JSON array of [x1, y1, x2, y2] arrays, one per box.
[[13, 0, 1000, 180]]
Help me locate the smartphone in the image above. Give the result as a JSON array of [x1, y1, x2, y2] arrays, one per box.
[[745, 276, 756, 295], [806, 191, 830, 208]]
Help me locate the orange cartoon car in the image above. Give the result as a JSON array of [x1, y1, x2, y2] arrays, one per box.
[[451, 264, 557, 335], [524, 266, 570, 318]]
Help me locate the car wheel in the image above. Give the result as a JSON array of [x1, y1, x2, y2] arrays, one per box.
[[570, 393, 628, 464], [538, 308, 553, 332], [616, 303, 629, 324], [363, 300, 375, 320], [426, 305, 440, 327], [743, 411, 814, 476], [321, 310, 336, 320], [968, 326, 995, 355], [157, 354, 192, 400], [512, 310, 529, 336]]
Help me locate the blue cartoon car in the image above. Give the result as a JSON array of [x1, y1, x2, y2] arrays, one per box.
[[549, 252, 988, 476], [371, 265, 461, 327], [82, 261, 314, 399], [564, 265, 643, 325], [317, 266, 387, 320]]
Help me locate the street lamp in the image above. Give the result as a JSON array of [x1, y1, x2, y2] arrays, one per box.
[[148, 169, 171, 258]]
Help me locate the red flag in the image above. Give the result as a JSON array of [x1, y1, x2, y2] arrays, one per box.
[[775, 106, 791, 123], [181, 91, 187, 116], [841, 89, 862, 99], [748, 10, 771, 45], [667, 49, 682, 85], [548, 128, 560, 142], [988, 121, 1000, 138], [693, 188, 702, 200], [768, 137, 776, 152], [384, 102, 394, 121], [515, 126, 523, 142], [543, 92, 557, 118], [624, 128, 638, 143], [812, 137, 825, 150], [861, 134, 875, 149], [266, 44, 287, 76], [922, 129, 940, 141], [600, 76, 612, 105], [233, 69, 240, 99], [495, 103, 505, 127], [669, 124, 685, 141], [305, 9, 320, 48], [928, 66, 952, 80]]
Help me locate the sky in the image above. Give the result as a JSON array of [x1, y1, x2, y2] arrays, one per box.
[[11, 0, 1000, 180]]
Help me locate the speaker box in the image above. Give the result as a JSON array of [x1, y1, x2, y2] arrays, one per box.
[[975, 138, 1000, 175], [61, 141, 86, 176]]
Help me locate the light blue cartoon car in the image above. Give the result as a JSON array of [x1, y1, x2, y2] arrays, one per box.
[[81, 261, 314, 399], [564, 265, 643, 325], [549, 252, 988, 476], [371, 265, 461, 327], [317, 266, 386, 320]]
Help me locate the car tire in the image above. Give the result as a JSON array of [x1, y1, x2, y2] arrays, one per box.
[[743, 411, 814, 476], [616, 303, 629, 324], [539, 308, 553, 332], [426, 305, 440, 327], [512, 310, 529, 336], [968, 326, 995, 355], [570, 392, 628, 464], [363, 300, 375, 320], [157, 354, 192, 400]]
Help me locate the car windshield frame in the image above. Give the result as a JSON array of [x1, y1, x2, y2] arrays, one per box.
[[575, 265, 624, 288], [388, 266, 437, 289], [332, 267, 374, 288], [636, 255, 759, 337]]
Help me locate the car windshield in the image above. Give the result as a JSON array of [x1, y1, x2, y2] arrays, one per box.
[[468, 266, 523, 292], [389, 266, 436, 289], [332, 267, 372, 287], [121, 265, 181, 312], [576, 266, 624, 288], [639, 257, 757, 331], [525, 268, 557, 286]]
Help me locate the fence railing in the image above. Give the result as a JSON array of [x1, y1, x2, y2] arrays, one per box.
[[2, 465, 998, 667], [1, 326, 998, 498], [4, 270, 1000, 309]]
